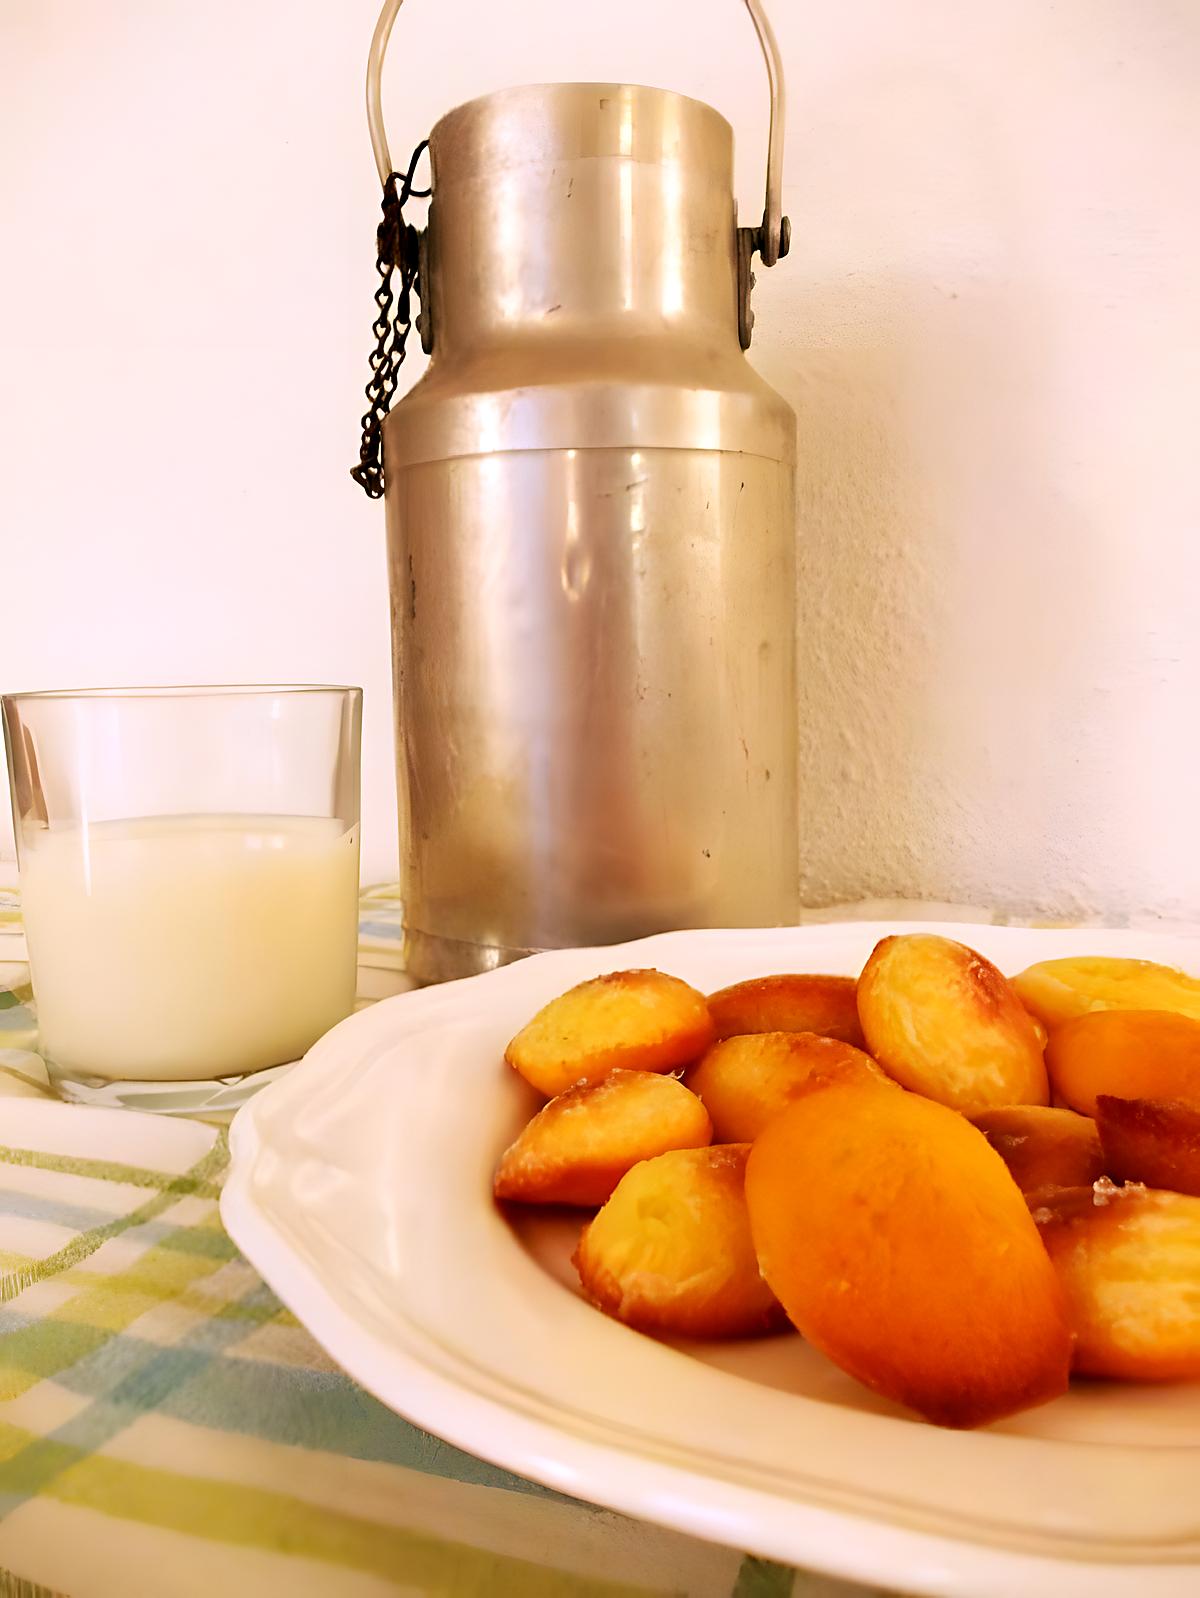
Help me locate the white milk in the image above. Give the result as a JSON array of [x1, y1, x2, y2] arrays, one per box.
[[20, 814, 360, 1081]]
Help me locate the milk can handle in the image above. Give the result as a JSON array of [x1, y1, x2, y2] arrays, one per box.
[[364, 0, 789, 266]]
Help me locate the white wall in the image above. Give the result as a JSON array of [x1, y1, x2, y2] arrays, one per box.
[[3, 0, 1198, 919]]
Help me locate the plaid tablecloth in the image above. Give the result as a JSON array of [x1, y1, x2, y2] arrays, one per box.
[[0, 888, 879, 1598]]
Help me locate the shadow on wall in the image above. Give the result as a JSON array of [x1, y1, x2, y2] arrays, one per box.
[[757, 276, 1125, 923], [762, 298, 947, 910]]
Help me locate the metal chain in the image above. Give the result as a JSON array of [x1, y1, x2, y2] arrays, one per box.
[[350, 141, 431, 499]]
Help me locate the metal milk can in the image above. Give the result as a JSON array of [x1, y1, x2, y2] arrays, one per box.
[[353, 0, 798, 984]]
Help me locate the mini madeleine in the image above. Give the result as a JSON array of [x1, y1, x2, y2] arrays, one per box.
[[1035, 1182, 1200, 1380], [706, 974, 865, 1047], [574, 1144, 784, 1339], [1045, 1009, 1200, 1118], [494, 1069, 712, 1206], [856, 934, 1048, 1112], [1094, 1095, 1200, 1198], [970, 1105, 1106, 1198], [505, 969, 714, 1098], [688, 1031, 889, 1142], [1013, 955, 1200, 1032], [746, 1077, 1071, 1427]]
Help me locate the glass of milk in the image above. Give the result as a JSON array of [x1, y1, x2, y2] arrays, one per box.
[[2, 686, 362, 1084]]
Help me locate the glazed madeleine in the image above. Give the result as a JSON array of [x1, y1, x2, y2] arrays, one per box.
[[505, 968, 714, 1097], [856, 934, 1048, 1112], [1036, 1182, 1200, 1380], [971, 1105, 1106, 1198], [706, 974, 865, 1047], [688, 1030, 889, 1143], [574, 1144, 785, 1340], [1094, 1095, 1200, 1198], [1045, 1010, 1200, 1117], [494, 1069, 711, 1206], [1013, 955, 1200, 1032], [746, 1077, 1071, 1427]]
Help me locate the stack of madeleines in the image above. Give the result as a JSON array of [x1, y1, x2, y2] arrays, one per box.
[[493, 934, 1200, 1428]]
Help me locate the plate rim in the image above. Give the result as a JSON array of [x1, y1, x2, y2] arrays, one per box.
[[222, 920, 1200, 1598]]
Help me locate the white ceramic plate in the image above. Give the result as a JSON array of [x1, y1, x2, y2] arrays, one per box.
[[222, 922, 1200, 1598]]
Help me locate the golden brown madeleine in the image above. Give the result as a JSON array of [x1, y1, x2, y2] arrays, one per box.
[[505, 969, 714, 1097], [746, 1078, 1071, 1427], [1023, 1010, 1049, 1050], [1094, 1095, 1200, 1198], [494, 1069, 712, 1206], [1035, 1182, 1200, 1379], [706, 974, 865, 1047], [971, 1105, 1106, 1197], [573, 1145, 785, 1339], [856, 934, 1048, 1112], [688, 1031, 890, 1143], [1012, 955, 1200, 1032], [1045, 1010, 1200, 1117]]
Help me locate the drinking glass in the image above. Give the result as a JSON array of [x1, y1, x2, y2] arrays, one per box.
[[2, 685, 362, 1084]]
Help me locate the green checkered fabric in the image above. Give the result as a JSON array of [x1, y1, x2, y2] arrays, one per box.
[[0, 892, 860, 1598]]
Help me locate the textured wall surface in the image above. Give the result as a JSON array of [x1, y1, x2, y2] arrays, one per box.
[[768, 0, 1199, 921], [3, 0, 1198, 918]]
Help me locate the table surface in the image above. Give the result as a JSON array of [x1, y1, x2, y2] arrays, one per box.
[[0, 886, 891, 1598]]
